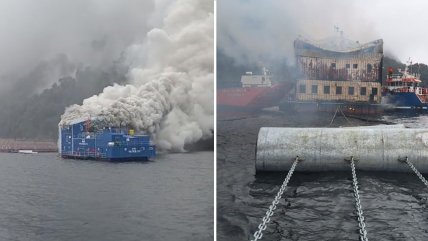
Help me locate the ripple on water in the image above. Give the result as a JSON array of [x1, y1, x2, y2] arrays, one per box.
[[218, 111, 428, 241]]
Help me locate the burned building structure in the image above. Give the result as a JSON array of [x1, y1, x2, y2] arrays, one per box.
[[293, 37, 383, 105]]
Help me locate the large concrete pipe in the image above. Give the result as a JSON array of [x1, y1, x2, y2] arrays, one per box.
[[255, 127, 428, 173]]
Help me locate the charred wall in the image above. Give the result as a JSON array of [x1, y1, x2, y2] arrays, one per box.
[[295, 39, 383, 83], [295, 79, 382, 103]]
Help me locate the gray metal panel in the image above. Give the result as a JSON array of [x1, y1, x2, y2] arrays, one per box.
[[256, 127, 428, 173]]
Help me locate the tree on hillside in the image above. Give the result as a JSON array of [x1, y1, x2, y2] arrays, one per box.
[[0, 64, 127, 140]]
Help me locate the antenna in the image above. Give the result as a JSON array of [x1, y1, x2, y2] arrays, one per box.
[[408, 57, 412, 74]]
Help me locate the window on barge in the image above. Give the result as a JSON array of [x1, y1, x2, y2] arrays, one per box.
[[324, 85, 330, 94], [311, 85, 318, 94], [299, 84, 306, 94]]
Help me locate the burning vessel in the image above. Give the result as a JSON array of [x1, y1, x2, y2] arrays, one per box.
[[59, 118, 156, 161], [383, 62, 428, 109], [217, 67, 291, 111], [280, 35, 385, 115]]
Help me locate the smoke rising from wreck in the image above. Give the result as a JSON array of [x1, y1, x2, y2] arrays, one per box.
[[218, 1, 375, 67], [0, 0, 155, 95], [61, 0, 213, 152], [218, 0, 428, 67]]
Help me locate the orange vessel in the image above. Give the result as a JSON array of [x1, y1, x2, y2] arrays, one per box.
[[217, 68, 290, 111]]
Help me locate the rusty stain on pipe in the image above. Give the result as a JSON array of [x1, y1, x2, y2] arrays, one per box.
[[256, 127, 428, 173]]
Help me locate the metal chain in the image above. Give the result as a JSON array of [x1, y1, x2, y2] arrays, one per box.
[[329, 106, 352, 126], [401, 157, 428, 188], [349, 157, 369, 241], [251, 157, 300, 241]]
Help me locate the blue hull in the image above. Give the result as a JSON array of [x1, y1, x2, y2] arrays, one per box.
[[59, 120, 156, 161], [61, 154, 151, 162], [384, 92, 428, 108]]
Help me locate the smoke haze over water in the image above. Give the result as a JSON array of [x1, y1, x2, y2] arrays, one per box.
[[61, 0, 214, 152], [218, 0, 428, 67]]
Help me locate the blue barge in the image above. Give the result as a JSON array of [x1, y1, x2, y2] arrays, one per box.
[[59, 119, 156, 161]]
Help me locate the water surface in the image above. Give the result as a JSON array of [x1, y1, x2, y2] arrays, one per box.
[[217, 111, 428, 241], [0, 151, 213, 241]]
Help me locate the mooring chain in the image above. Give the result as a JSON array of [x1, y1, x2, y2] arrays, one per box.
[[251, 157, 300, 241], [400, 157, 428, 188], [349, 157, 369, 241]]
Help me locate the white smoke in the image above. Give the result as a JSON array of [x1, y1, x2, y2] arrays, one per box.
[[60, 0, 214, 152]]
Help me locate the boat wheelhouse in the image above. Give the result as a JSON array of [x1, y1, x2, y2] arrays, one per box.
[[217, 67, 291, 111], [383, 61, 428, 108]]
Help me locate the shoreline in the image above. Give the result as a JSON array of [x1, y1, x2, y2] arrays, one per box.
[[0, 138, 57, 153]]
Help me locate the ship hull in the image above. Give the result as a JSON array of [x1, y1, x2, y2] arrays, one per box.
[[280, 100, 386, 115], [383, 92, 428, 108], [60, 154, 151, 162], [217, 83, 290, 111]]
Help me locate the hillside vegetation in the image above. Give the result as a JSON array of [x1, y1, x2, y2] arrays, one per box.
[[0, 64, 127, 140]]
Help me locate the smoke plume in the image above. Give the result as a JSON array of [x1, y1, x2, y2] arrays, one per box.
[[218, 0, 428, 67], [60, 0, 213, 152], [0, 0, 157, 96]]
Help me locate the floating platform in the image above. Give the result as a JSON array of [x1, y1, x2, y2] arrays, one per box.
[[255, 126, 428, 173], [59, 119, 156, 161]]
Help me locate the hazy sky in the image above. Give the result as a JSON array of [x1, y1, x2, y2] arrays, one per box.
[[0, 0, 171, 93], [218, 0, 428, 66], [0, 0, 154, 72], [2, 0, 428, 93]]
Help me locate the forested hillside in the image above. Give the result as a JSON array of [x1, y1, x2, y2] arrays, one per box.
[[0, 64, 127, 140]]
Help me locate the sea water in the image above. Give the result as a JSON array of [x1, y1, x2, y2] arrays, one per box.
[[0, 151, 213, 241]]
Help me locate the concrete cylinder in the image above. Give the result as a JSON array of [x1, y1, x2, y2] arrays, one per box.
[[256, 127, 428, 173]]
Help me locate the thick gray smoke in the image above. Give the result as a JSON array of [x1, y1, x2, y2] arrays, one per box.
[[0, 0, 154, 95], [218, 0, 428, 66], [61, 0, 214, 152], [218, 0, 374, 66]]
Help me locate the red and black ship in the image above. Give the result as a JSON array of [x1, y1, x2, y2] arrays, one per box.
[[217, 67, 291, 111]]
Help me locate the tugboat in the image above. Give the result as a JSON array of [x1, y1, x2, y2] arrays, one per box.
[[383, 60, 428, 109]]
